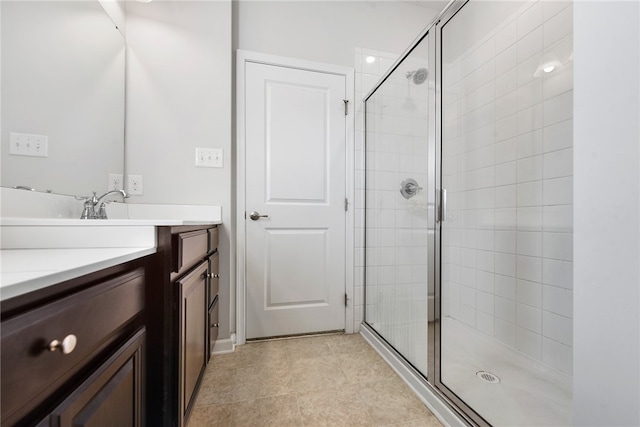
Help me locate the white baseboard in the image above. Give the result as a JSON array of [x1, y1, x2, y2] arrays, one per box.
[[212, 338, 235, 355]]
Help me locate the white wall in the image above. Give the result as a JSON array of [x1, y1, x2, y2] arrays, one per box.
[[235, 1, 439, 68], [574, 1, 640, 425], [99, 0, 126, 33], [125, 0, 234, 338]]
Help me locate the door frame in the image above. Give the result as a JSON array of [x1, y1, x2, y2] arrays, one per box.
[[235, 49, 355, 345]]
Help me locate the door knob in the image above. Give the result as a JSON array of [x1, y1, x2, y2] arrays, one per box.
[[249, 211, 269, 221]]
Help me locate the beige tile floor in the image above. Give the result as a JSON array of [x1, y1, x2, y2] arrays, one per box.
[[188, 333, 443, 427]]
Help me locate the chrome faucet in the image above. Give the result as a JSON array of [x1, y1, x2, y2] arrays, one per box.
[[80, 189, 129, 219]]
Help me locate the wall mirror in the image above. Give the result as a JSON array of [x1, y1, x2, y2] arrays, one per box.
[[1, 1, 125, 197]]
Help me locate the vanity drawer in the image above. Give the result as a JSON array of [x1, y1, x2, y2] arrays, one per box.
[[208, 227, 218, 252], [1, 269, 145, 425], [208, 252, 219, 307], [173, 230, 209, 274]]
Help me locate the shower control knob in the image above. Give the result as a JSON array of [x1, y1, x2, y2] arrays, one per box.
[[249, 211, 269, 221], [400, 178, 423, 199]]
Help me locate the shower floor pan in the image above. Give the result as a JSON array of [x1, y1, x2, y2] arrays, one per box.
[[441, 317, 572, 426]]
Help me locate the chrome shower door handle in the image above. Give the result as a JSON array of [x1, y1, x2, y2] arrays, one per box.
[[440, 188, 447, 222], [249, 211, 269, 221]]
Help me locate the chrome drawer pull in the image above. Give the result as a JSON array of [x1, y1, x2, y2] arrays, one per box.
[[48, 334, 77, 355]]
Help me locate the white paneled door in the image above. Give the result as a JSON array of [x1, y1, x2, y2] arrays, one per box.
[[244, 61, 347, 339]]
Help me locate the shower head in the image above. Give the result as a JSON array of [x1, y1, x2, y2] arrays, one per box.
[[405, 67, 428, 85]]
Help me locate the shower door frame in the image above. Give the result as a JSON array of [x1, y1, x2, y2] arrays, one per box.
[[360, 0, 479, 424], [362, 25, 437, 382], [361, 0, 496, 425], [431, 1, 494, 426]]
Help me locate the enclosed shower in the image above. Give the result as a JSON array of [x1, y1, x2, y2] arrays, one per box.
[[362, 0, 573, 425]]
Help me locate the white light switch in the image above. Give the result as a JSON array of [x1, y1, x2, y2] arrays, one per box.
[[195, 148, 223, 168], [9, 132, 48, 157]]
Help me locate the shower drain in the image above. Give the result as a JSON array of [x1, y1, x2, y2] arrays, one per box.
[[476, 371, 501, 384]]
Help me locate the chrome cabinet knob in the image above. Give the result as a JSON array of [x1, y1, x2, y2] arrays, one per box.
[[212, 323, 219, 328], [249, 211, 269, 221], [49, 334, 77, 355], [213, 273, 220, 279], [203, 273, 221, 279]]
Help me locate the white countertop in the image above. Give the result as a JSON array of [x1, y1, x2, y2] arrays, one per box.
[[0, 218, 222, 226], [0, 194, 223, 301], [0, 247, 157, 301]]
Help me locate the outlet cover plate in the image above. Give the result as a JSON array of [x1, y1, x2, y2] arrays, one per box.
[[128, 174, 143, 195], [108, 174, 124, 191]]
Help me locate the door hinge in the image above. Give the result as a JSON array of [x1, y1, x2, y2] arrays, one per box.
[[345, 293, 349, 307], [343, 99, 349, 116], [344, 198, 349, 212]]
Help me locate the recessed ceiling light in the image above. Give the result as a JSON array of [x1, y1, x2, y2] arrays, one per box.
[[365, 56, 376, 64], [533, 52, 563, 77]]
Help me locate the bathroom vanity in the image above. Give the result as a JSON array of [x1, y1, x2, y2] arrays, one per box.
[[146, 224, 220, 427], [0, 194, 222, 427], [0, 257, 149, 426]]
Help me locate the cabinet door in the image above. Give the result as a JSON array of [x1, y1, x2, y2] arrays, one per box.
[[46, 328, 145, 427], [178, 261, 207, 421], [208, 298, 219, 361], [208, 251, 219, 308]]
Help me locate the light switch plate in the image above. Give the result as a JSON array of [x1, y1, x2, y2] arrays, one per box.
[[9, 132, 48, 157], [195, 148, 223, 168]]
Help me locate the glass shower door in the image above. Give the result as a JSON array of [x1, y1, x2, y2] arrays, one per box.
[[437, 0, 574, 425], [364, 34, 431, 377]]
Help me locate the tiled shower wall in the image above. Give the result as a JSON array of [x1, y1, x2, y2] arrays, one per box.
[[354, 46, 430, 373], [441, 0, 573, 374], [354, 47, 394, 333]]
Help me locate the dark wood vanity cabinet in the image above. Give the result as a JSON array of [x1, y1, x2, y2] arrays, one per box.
[[0, 261, 147, 427], [178, 261, 207, 419], [45, 328, 145, 427], [147, 225, 219, 427]]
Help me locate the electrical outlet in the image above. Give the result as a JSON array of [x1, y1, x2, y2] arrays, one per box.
[[9, 132, 48, 157], [108, 173, 124, 191], [128, 174, 143, 195], [195, 148, 223, 168]]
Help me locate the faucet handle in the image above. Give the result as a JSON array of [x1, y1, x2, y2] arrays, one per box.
[[96, 203, 108, 220], [81, 199, 95, 219]]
